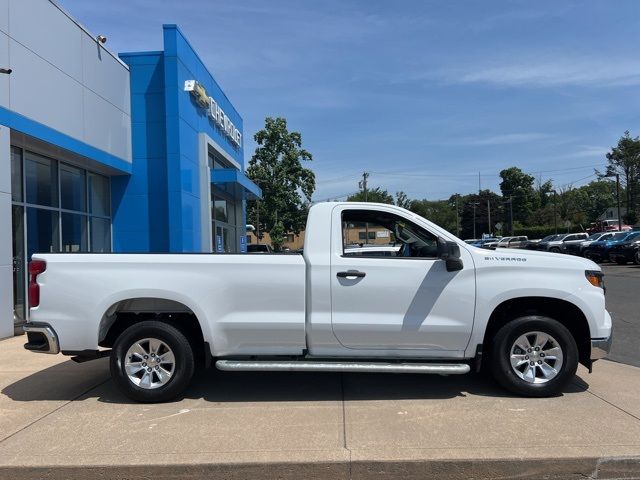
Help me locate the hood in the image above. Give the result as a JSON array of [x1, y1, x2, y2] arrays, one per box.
[[467, 244, 600, 270]]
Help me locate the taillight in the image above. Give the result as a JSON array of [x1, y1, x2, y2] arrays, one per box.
[[28, 260, 47, 308]]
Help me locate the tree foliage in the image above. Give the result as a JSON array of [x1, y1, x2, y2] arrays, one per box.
[[347, 186, 394, 204], [246, 117, 315, 251], [600, 131, 640, 223], [499, 167, 539, 224]]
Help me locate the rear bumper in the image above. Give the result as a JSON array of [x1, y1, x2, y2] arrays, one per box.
[[23, 322, 60, 354]]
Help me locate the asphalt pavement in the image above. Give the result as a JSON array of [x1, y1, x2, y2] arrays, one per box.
[[601, 263, 640, 367]]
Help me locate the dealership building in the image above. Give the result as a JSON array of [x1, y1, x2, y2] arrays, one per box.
[[0, 0, 261, 337]]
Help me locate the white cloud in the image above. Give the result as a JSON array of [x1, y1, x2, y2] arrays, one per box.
[[457, 132, 554, 146], [432, 58, 640, 88]]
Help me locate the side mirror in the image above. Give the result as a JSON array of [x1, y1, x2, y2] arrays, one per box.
[[437, 238, 464, 272]]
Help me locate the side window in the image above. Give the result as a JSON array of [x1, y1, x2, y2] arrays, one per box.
[[342, 209, 438, 258]]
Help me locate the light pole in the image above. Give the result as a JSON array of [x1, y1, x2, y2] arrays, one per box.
[[504, 196, 514, 235], [605, 174, 622, 231]]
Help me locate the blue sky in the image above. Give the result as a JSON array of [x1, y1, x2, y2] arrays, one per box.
[[60, 0, 640, 201]]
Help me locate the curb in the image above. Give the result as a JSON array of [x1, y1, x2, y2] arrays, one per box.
[[1, 456, 640, 480]]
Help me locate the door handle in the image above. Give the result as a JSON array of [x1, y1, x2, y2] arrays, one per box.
[[337, 270, 366, 278]]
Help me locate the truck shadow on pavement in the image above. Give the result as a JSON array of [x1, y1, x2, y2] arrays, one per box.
[[2, 358, 590, 404]]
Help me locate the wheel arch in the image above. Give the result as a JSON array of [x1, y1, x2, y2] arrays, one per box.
[[482, 296, 591, 369], [98, 296, 211, 368]]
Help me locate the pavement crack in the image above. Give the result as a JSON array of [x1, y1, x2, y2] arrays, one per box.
[[0, 377, 110, 446], [584, 387, 640, 423]]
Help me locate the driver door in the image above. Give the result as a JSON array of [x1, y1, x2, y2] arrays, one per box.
[[330, 205, 476, 354]]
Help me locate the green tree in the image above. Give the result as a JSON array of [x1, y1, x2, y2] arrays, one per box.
[[347, 186, 394, 204], [395, 191, 411, 209], [408, 197, 458, 234], [601, 131, 640, 223], [499, 167, 539, 225], [246, 117, 315, 251]]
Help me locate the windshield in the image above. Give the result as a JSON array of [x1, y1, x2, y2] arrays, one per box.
[[541, 235, 557, 242], [626, 231, 640, 241], [587, 233, 602, 240]]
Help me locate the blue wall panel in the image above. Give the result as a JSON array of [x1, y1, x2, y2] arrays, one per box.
[[115, 25, 249, 253]]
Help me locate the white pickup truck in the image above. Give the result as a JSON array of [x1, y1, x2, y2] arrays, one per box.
[[24, 202, 612, 402]]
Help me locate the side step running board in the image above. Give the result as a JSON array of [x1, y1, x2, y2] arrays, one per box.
[[215, 360, 470, 375]]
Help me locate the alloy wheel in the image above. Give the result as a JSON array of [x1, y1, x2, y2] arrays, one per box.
[[124, 338, 175, 389], [510, 331, 564, 384]]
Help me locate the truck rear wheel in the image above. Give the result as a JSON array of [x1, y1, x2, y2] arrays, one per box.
[[110, 321, 194, 403], [490, 316, 578, 397]]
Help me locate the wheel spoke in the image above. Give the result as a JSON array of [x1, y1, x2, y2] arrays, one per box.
[[539, 362, 558, 378], [523, 364, 536, 383], [139, 370, 152, 388], [129, 343, 147, 360], [125, 362, 144, 376], [534, 332, 549, 349], [542, 346, 561, 359], [158, 350, 175, 366], [510, 354, 528, 368], [155, 366, 172, 384], [149, 338, 162, 355]]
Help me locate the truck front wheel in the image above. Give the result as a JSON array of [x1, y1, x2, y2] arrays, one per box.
[[490, 316, 578, 397], [110, 321, 195, 403]]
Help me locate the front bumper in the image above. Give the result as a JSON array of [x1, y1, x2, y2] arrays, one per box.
[[23, 322, 60, 354], [591, 334, 612, 360]]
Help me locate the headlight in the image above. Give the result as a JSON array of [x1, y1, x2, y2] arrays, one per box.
[[585, 270, 605, 291]]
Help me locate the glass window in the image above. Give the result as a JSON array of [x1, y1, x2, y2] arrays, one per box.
[[60, 163, 86, 212], [12, 206, 26, 323], [90, 217, 111, 252], [26, 208, 59, 259], [11, 147, 23, 202], [25, 152, 58, 207], [61, 213, 87, 252], [214, 225, 232, 253], [342, 209, 438, 258], [88, 173, 110, 216], [213, 198, 228, 223]]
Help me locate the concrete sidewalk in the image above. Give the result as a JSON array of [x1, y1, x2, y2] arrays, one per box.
[[1, 335, 639, 480]]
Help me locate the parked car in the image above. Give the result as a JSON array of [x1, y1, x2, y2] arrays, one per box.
[[564, 232, 617, 257], [584, 231, 640, 262], [524, 234, 560, 250], [537, 233, 589, 253], [607, 235, 640, 265], [471, 237, 500, 248], [23, 202, 611, 402], [558, 233, 592, 254], [495, 236, 528, 249]]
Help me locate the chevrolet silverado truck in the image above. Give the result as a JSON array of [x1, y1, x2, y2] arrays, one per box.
[[23, 202, 612, 402]]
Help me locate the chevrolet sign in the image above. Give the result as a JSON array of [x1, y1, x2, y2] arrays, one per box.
[[184, 80, 242, 147]]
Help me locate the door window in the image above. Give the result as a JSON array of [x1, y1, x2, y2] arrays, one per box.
[[342, 209, 438, 258]]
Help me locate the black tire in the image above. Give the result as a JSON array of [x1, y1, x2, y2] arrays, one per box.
[[490, 316, 578, 397], [549, 247, 561, 254], [110, 320, 195, 403]]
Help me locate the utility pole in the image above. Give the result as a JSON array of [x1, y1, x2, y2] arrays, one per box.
[[455, 196, 460, 237], [553, 190, 558, 234], [359, 172, 369, 202], [478, 172, 481, 194], [615, 173, 622, 231], [487, 199, 492, 236], [471, 202, 480, 239], [359, 172, 370, 243], [509, 196, 514, 235]]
